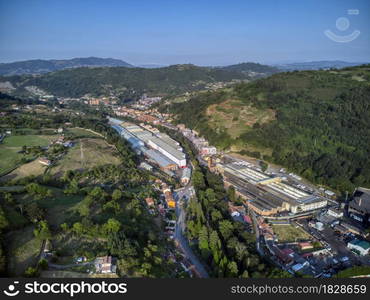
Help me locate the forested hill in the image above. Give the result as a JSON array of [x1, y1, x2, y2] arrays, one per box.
[[0, 64, 250, 98], [164, 64, 370, 194], [0, 57, 133, 76], [218, 62, 280, 76]]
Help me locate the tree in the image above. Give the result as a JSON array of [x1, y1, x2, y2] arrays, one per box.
[[218, 220, 234, 241], [33, 220, 51, 240], [24, 267, 38, 277], [198, 225, 210, 259], [227, 186, 236, 203], [112, 189, 123, 201], [38, 258, 48, 270], [60, 223, 69, 232], [192, 170, 206, 189], [25, 202, 44, 223], [103, 218, 121, 234], [227, 261, 238, 277], [0, 206, 9, 231], [72, 222, 84, 235]]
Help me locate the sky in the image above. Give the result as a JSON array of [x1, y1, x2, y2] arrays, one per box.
[[0, 0, 369, 65]]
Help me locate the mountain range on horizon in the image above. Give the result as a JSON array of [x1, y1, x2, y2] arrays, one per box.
[[0, 57, 368, 76]]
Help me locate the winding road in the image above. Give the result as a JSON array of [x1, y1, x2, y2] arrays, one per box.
[[174, 188, 209, 278]]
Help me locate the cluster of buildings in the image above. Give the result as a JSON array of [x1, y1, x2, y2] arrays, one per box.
[[217, 162, 327, 217], [131, 94, 162, 110], [113, 106, 171, 125], [94, 256, 117, 274], [176, 124, 217, 157]]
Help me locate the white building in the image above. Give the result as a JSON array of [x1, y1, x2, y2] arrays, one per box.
[[327, 207, 343, 218], [347, 239, 370, 256], [181, 167, 191, 185], [147, 137, 186, 167]]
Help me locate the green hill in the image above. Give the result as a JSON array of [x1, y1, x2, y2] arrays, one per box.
[[0, 64, 251, 98], [164, 64, 370, 193], [0, 57, 134, 76]]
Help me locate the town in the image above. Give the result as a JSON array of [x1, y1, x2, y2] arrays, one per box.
[[1, 91, 369, 279], [103, 95, 370, 278]]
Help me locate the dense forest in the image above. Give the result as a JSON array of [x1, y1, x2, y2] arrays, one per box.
[[165, 65, 370, 194], [0, 64, 250, 98]]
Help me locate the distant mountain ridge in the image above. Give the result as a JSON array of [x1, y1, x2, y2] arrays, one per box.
[[0, 57, 134, 76], [275, 60, 367, 71]]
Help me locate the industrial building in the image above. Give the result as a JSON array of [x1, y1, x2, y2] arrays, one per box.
[[109, 117, 187, 168], [143, 148, 178, 171], [218, 162, 327, 216], [348, 187, 370, 224], [347, 239, 370, 256], [147, 136, 186, 167]]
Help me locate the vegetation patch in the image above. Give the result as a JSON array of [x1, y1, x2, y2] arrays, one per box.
[[49, 138, 121, 176], [5, 225, 42, 276], [272, 225, 311, 243]]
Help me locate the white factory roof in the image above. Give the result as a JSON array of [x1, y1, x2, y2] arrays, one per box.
[[148, 136, 185, 161], [224, 163, 270, 184], [144, 149, 176, 168]]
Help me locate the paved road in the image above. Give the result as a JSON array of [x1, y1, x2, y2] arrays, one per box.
[[48, 262, 93, 269], [174, 189, 209, 278], [250, 211, 265, 257]]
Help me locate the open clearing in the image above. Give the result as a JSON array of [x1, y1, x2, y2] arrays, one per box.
[[67, 128, 103, 138], [206, 99, 275, 138], [49, 138, 121, 176], [1, 160, 46, 182], [6, 225, 42, 276], [0, 135, 53, 175], [272, 224, 311, 243]]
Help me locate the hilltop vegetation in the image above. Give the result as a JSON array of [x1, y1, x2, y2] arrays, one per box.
[[0, 62, 282, 99], [0, 64, 249, 98], [0, 57, 133, 76], [165, 64, 370, 193], [218, 62, 280, 76]]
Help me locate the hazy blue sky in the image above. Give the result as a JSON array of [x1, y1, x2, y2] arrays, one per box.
[[0, 0, 369, 65]]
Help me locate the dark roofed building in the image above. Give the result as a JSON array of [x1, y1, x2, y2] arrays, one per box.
[[349, 187, 370, 225]]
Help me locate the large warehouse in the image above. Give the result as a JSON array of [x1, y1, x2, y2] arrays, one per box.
[[218, 162, 327, 216], [109, 118, 186, 168]]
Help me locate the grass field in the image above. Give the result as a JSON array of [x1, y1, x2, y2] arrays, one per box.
[[67, 128, 103, 138], [2, 135, 52, 147], [40, 270, 89, 278], [1, 160, 46, 182], [272, 224, 311, 243], [6, 225, 42, 276], [0, 135, 53, 175], [49, 138, 121, 176]]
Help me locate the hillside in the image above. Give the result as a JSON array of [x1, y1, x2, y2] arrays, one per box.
[[0, 57, 133, 76], [164, 64, 370, 193], [218, 62, 280, 77], [0, 64, 250, 98]]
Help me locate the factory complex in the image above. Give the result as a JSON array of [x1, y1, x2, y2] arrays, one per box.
[[109, 117, 187, 170], [217, 162, 327, 216]]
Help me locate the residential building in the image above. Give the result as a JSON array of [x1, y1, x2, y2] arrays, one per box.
[[181, 167, 191, 185], [38, 157, 51, 166]]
